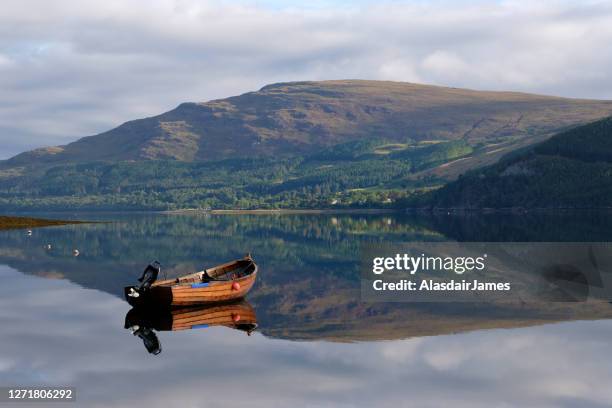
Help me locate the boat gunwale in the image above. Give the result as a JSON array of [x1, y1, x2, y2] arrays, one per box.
[[152, 256, 258, 289]]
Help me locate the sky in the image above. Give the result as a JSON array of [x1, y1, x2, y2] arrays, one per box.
[[1, 0, 612, 159]]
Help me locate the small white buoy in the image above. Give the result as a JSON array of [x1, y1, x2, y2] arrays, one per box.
[[26, 230, 32, 236], [73, 249, 80, 257], [45, 244, 52, 250]]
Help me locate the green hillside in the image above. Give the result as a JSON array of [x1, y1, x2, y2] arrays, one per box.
[[0, 139, 473, 210], [429, 117, 612, 209]]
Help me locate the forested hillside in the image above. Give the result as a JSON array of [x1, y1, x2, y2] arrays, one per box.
[[0, 139, 472, 210], [429, 117, 612, 209]]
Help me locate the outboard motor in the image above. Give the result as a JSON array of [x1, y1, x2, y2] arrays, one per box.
[[131, 326, 162, 355], [137, 261, 161, 292], [235, 323, 258, 336]]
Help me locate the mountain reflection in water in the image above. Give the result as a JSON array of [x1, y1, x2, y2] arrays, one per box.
[[2, 212, 612, 341]]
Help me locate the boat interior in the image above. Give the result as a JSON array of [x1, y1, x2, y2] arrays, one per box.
[[152, 258, 256, 287]]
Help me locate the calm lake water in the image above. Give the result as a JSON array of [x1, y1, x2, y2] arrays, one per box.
[[3, 212, 612, 407]]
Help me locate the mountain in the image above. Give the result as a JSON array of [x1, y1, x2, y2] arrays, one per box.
[[6, 80, 612, 165], [2, 80, 612, 211], [429, 117, 612, 209]]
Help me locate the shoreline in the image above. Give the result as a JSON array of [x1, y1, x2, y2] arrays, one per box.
[[0, 215, 89, 230], [163, 208, 400, 215], [408, 207, 612, 214], [7, 207, 612, 217]]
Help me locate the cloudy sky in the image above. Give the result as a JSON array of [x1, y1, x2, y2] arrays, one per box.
[[1, 0, 612, 159]]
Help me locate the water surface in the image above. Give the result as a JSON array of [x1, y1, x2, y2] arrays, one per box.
[[2, 212, 612, 406]]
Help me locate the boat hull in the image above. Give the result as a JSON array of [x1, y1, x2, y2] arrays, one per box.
[[170, 274, 256, 305], [125, 256, 257, 307], [124, 301, 257, 332]]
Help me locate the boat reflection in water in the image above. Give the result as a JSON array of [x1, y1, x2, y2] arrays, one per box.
[[124, 300, 258, 355]]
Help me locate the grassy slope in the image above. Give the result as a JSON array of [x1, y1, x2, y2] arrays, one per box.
[[4, 80, 612, 165]]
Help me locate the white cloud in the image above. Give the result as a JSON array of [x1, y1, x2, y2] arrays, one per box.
[[0, 0, 611, 158], [0, 54, 12, 68], [421, 51, 471, 81]]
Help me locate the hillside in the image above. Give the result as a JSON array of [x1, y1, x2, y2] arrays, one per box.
[[2, 80, 612, 210], [6, 80, 612, 165], [430, 117, 612, 209]]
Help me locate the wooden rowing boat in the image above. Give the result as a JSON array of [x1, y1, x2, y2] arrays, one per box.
[[124, 254, 258, 307], [124, 300, 258, 334]]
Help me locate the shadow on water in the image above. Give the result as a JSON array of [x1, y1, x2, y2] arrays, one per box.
[[125, 300, 258, 355], [3, 211, 612, 342]]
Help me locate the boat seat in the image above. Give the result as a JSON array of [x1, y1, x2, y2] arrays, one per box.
[[200, 262, 253, 282], [201, 271, 215, 282]]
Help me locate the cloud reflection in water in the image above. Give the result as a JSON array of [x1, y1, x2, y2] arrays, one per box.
[[2, 265, 612, 407]]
